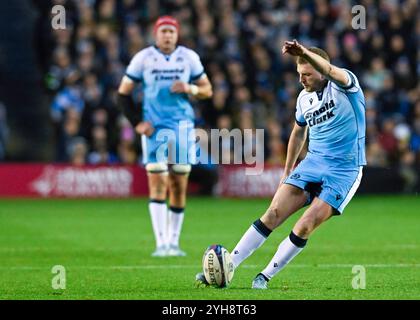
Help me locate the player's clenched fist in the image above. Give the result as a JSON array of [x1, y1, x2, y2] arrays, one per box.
[[135, 121, 155, 137], [170, 81, 192, 94]]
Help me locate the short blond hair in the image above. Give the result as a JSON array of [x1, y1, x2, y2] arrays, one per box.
[[296, 47, 330, 64]]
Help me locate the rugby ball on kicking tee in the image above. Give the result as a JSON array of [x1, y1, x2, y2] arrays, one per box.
[[202, 244, 234, 288]]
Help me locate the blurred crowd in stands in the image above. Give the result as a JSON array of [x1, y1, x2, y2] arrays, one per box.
[[32, 0, 419, 175]]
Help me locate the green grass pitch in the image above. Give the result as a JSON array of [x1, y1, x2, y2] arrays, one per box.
[[0, 195, 419, 300]]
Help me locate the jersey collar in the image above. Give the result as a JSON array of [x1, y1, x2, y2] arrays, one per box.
[[153, 45, 179, 61]]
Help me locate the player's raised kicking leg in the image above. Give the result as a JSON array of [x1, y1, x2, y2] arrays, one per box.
[[195, 183, 308, 285], [252, 197, 333, 289], [230, 183, 308, 268]]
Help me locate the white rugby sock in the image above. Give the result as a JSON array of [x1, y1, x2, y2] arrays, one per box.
[[260, 231, 307, 280], [149, 200, 168, 248], [231, 219, 272, 268], [168, 207, 184, 247]]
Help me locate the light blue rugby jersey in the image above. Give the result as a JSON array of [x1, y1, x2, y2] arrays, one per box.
[[295, 70, 367, 167], [125, 45, 205, 128]]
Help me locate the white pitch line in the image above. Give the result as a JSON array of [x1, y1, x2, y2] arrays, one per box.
[[0, 244, 418, 252], [0, 264, 420, 271]]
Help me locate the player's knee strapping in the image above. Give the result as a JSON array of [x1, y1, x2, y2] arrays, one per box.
[[170, 164, 191, 175], [146, 163, 169, 175]]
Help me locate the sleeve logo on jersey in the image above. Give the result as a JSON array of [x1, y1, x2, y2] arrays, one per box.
[[307, 99, 336, 127], [151, 68, 185, 81]]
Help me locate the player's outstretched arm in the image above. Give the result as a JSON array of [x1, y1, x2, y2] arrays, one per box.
[[282, 40, 349, 87], [170, 75, 213, 99], [281, 123, 308, 183]]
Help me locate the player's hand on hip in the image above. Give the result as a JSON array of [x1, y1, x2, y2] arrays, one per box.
[[170, 81, 190, 94], [135, 121, 155, 137], [282, 39, 306, 56]]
